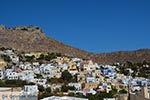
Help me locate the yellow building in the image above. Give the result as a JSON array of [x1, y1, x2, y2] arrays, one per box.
[[77, 72, 86, 83], [30, 52, 48, 58], [0, 60, 7, 68], [68, 65, 78, 71], [54, 57, 71, 63], [82, 83, 98, 89], [99, 76, 105, 82]]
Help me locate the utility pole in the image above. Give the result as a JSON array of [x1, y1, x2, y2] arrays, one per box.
[[128, 84, 130, 100], [127, 71, 132, 100]]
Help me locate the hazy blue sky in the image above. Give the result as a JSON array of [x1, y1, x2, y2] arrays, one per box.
[[0, 0, 150, 53]]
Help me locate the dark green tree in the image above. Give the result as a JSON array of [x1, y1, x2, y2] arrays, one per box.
[[25, 55, 35, 62], [38, 85, 45, 92], [45, 87, 51, 93], [61, 85, 69, 92], [61, 84, 76, 92], [61, 70, 73, 83], [1, 54, 11, 63], [119, 89, 127, 94]]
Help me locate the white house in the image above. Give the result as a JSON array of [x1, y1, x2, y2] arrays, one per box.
[[19, 62, 33, 70], [131, 85, 141, 91], [72, 58, 82, 62], [58, 63, 69, 71], [5, 50, 14, 55], [83, 60, 96, 71], [98, 84, 112, 93], [24, 53, 32, 57], [19, 70, 35, 82], [24, 85, 39, 95], [33, 68, 40, 74], [10, 55, 19, 63], [35, 79, 47, 87], [32, 62, 40, 67], [86, 77, 96, 83], [40, 64, 61, 79], [6, 71, 19, 80]]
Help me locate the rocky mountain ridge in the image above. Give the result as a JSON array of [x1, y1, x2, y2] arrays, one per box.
[[0, 25, 149, 64], [0, 25, 91, 57]]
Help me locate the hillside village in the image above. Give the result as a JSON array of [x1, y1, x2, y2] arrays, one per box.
[[0, 47, 150, 100]]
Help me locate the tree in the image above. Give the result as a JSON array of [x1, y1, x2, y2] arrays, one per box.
[[25, 55, 35, 62], [68, 86, 76, 90], [38, 54, 45, 60], [119, 89, 127, 94], [47, 77, 62, 84], [0, 47, 6, 51], [1, 54, 12, 62], [61, 85, 68, 92], [72, 74, 78, 82], [38, 86, 52, 99], [5, 80, 28, 87], [38, 85, 45, 92], [61, 85, 76, 92], [0, 80, 6, 86], [38, 53, 56, 61], [143, 60, 148, 65], [61, 70, 73, 83], [45, 87, 51, 93]]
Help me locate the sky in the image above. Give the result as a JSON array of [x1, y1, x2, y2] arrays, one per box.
[[0, 0, 150, 53]]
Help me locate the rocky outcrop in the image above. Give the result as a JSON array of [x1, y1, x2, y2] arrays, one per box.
[[11, 26, 43, 33], [0, 25, 6, 30]]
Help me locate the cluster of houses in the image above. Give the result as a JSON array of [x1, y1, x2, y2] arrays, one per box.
[[0, 49, 150, 100]]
